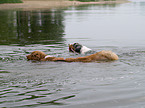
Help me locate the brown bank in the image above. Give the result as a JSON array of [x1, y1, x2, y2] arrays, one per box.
[[0, 0, 129, 10]]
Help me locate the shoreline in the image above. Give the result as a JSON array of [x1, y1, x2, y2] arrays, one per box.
[[0, 0, 129, 10]]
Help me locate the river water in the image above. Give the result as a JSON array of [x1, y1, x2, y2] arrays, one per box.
[[0, 0, 145, 108]]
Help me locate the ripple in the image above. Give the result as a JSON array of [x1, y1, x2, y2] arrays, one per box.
[[38, 95, 75, 105], [13, 95, 76, 108], [17, 89, 49, 96], [0, 70, 10, 73]]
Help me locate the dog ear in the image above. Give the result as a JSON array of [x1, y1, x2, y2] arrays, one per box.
[[35, 51, 47, 60], [74, 45, 81, 53]]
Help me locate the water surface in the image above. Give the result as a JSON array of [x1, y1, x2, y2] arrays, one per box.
[[0, 0, 145, 108]]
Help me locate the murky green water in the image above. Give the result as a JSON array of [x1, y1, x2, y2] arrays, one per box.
[[0, 0, 145, 107]]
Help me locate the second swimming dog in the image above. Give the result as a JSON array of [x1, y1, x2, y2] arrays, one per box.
[[69, 43, 96, 54]]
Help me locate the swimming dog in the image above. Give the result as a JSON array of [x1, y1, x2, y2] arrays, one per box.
[[69, 43, 92, 54], [26, 50, 119, 62]]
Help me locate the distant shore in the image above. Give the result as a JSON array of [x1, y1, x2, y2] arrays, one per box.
[[0, 0, 129, 10]]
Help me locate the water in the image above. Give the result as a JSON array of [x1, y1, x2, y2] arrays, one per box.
[[0, 0, 145, 107]]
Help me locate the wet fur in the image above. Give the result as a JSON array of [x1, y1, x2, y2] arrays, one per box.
[[27, 50, 118, 62]]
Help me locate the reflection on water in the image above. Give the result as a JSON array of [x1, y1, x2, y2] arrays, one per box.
[[65, 1, 145, 47], [0, 10, 65, 45], [1, 1, 145, 108]]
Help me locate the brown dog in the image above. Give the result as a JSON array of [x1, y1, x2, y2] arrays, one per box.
[[26, 50, 118, 62]]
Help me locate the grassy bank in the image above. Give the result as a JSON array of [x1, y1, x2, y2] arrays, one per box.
[[69, 0, 116, 2], [0, 0, 23, 4]]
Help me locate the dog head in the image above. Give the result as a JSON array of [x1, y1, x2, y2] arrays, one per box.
[[69, 43, 83, 53], [26, 51, 47, 60]]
